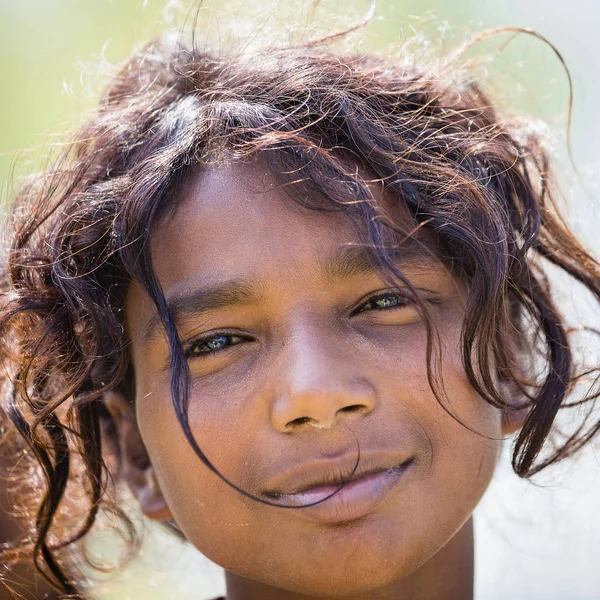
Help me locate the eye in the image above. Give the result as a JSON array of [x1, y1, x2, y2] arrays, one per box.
[[354, 292, 408, 314], [185, 333, 246, 358]]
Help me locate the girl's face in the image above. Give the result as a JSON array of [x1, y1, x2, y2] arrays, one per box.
[[122, 160, 510, 597]]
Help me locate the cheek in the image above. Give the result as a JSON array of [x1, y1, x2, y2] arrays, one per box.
[[136, 377, 271, 565], [379, 319, 503, 514], [419, 364, 502, 499]]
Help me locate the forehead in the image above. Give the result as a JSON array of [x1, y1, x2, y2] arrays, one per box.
[[149, 159, 413, 293]]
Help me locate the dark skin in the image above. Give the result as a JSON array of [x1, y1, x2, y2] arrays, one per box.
[[106, 160, 524, 600]]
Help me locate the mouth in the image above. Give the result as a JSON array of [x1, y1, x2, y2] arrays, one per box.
[[262, 454, 415, 524]]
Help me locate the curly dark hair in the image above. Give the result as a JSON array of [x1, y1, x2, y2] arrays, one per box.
[[0, 23, 599, 598]]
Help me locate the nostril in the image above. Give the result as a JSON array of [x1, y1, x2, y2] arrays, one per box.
[[285, 406, 365, 430], [289, 416, 312, 427], [339, 404, 364, 413]]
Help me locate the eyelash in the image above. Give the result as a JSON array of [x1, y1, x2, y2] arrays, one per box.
[[183, 291, 412, 359]]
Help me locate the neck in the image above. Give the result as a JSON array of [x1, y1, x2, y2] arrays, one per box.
[[224, 518, 474, 600]]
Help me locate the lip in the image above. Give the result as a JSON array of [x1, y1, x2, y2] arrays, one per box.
[[262, 453, 414, 524]]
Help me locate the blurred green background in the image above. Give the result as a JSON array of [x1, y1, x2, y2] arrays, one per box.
[[1, 0, 587, 195], [1, 1, 598, 599]]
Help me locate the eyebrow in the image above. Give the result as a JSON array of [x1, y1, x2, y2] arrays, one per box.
[[141, 243, 430, 345], [322, 243, 425, 284]]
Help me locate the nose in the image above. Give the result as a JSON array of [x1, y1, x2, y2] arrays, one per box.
[[270, 324, 377, 433]]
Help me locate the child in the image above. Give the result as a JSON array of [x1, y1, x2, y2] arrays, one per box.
[[0, 17, 599, 600]]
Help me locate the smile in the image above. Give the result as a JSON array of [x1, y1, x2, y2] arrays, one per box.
[[265, 458, 414, 524]]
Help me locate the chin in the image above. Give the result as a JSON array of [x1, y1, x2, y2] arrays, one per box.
[[268, 566, 409, 599], [253, 542, 423, 599]]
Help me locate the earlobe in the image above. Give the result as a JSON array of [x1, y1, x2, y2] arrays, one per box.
[[500, 403, 529, 437], [103, 390, 173, 522]]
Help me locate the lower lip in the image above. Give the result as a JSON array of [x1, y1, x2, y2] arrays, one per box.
[[268, 460, 414, 524]]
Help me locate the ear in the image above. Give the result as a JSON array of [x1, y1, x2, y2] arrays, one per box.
[[104, 390, 173, 522], [500, 403, 529, 437]]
